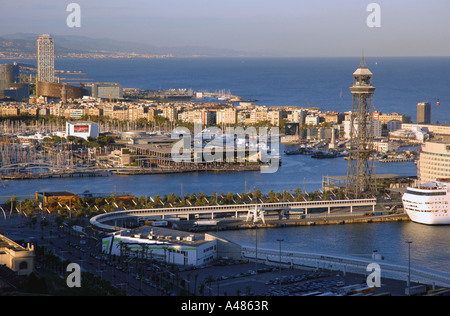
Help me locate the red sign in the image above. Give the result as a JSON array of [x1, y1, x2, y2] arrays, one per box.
[[74, 125, 89, 133]]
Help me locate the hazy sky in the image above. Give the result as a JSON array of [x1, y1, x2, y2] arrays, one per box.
[[1, 0, 449, 57]]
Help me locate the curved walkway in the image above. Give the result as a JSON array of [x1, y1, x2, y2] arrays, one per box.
[[90, 198, 377, 230], [242, 246, 450, 289]]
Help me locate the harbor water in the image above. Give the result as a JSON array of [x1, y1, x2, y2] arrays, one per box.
[[1, 57, 449, 275]]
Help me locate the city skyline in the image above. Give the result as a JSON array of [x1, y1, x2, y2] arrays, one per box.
[[0, 0, 449, 57]]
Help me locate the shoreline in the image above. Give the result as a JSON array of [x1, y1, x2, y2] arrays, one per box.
[[0, 165, 264, 180]]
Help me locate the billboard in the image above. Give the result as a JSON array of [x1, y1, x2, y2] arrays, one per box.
[[74, 125, 89, 133]]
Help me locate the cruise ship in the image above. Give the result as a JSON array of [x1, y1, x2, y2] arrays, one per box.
[[402, 179, 450, 225]]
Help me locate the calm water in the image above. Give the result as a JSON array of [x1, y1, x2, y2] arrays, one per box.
[[59, 56, 450, 123], [1, 149, 417, 198], [2, 57, 449, 121], [216, 221, 450, 274], [1, 57, 449, 274]]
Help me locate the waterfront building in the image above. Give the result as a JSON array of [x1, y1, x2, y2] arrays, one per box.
[[65, 121, 99, 140], [102, 227, 219, 267], [0, 63, 29, 101], [36, 191, 79, 209], [0, 234, 35, 276], [401, 123, 450, 139], [373, 111, 412, 125], [37, 34, 55, 84], [417, 140, 450, 183], [389, 127, 429, 143], [417, 102, 431, 124], [85, 82, 123, 100]]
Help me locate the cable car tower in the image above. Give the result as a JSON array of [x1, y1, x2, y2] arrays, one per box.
[[346, 56, 377, 198]]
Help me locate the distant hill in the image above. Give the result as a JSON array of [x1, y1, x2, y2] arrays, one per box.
[[0, 33, 252, 58]]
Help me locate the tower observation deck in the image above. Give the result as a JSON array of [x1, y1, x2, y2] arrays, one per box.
[[346, 57, 377, 198]]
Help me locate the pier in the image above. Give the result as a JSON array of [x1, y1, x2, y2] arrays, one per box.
[[0, 170, 110, 180]]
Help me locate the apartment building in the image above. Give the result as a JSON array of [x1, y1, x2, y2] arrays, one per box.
[[418, 141, 450, 183]]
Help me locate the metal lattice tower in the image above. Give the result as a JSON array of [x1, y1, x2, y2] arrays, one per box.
[[346, 56, 377, 198]]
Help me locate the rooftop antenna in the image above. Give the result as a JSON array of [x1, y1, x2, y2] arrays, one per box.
[[360, 49, 367, 68]]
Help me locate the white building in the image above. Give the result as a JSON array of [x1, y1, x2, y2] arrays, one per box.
[[373, 140, 399, 153], [65, 121, 99, 140], [305, 115, 320, 126], [343, 119, 381, 139], [289, 110, 306, 124], [389, 126, 429, 143], [102, 227, 217, 267]]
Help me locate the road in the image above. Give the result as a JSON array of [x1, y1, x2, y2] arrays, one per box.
[[0, 213, 168, 295]]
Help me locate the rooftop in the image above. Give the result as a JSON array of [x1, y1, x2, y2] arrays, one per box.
[[36, 191, 77, 197], [0, 234, 32, 252], [120, 226, 209, 246]]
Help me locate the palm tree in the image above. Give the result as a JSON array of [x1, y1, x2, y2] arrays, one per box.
[[193, 273, 199, 296], [205, 275, 214, 296]]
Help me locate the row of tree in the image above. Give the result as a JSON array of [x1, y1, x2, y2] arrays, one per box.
[[4, 188, 347, 224]]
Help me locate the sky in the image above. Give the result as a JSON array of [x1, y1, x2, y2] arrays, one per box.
[[0, 0, 449, 57]]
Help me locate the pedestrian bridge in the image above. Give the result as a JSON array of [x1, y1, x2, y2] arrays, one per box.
[[90, 198, 376, 231]]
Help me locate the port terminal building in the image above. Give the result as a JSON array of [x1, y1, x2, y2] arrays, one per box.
[[101, 226, 241, 267]]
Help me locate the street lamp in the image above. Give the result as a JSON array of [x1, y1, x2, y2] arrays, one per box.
[[277, 239, 284, 291], [406, 241, 412, 288], [255, 225, 258, 280]]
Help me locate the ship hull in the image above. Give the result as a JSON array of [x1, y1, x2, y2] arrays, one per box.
[[405, 209, 450, 225], [402, 181, 450, 225]]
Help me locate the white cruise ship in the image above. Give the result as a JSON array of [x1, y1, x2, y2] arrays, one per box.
[[402, 179, 450, 225]]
